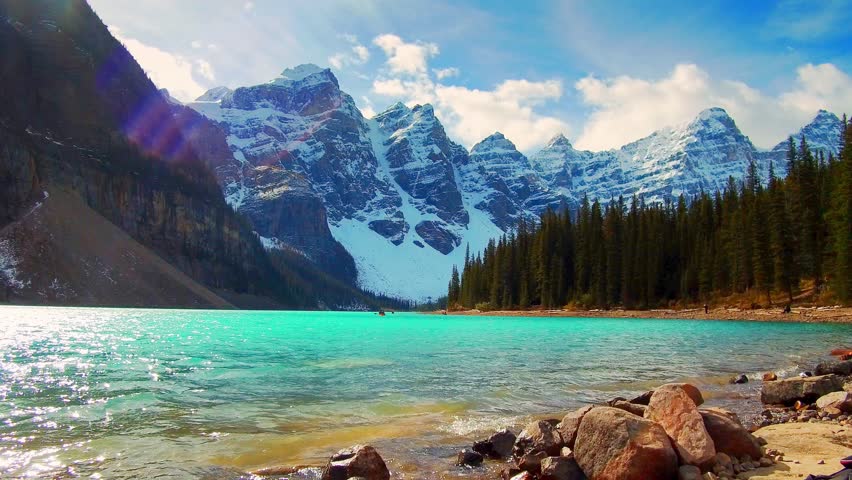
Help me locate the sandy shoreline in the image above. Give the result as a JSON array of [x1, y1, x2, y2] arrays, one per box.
[[434, 305, 852, 323]]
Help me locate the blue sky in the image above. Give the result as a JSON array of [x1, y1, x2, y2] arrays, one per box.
[[89, 0, 852, 152]]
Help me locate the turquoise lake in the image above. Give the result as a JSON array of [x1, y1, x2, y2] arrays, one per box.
[[1, 307, 850, 479]]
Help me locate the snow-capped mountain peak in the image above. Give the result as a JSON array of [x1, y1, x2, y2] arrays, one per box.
[[685, 107, 740, 136], [769, 110, 843, 157], [471, 131, 520, 155], [195, 86, 233, 102], [545, 133, 572, 149], [273, 63, 327, 82]]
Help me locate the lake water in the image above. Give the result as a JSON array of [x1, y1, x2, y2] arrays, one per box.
[[1, 307, 850, 479]]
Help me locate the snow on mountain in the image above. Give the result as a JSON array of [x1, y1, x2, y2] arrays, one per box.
[[189, 66, 506, 300], [459, 132, 565, 229], [189, 63, 842, 301], [531, 107, 772, 204], [194, 86, 233, 102], [767, 109, 843, 169]]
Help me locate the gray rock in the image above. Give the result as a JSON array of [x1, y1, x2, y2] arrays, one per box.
[[456, 448, 483, 467], [760, 374, 843, 405]]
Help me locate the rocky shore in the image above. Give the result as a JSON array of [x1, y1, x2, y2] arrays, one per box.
[[438, 306, 852, 323], [252, 357, 852, 480]]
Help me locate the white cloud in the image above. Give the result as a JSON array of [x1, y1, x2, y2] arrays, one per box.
[[574, 63, 852, 151], [370, 34, 567, 152], [433, 67, 460, 79], [243, 1, 255, 11], [353, 44, 370, 62], [328, 34, 370, 71], [373, 34, 438, 75], [191, 40, 202, 49], [109, 26, 214, 102], [359, 96, 377, 119]]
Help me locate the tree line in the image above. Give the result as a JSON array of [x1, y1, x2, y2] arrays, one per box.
[[448, 116, 852, 310]]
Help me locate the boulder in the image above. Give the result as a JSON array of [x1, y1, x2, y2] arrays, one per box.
[[762, 372, 778, 382], [518, 451, 547, 473], [610, 400, 647, 417], [671, 383, 705, 406], [515, 420, 564, 458], [540, 455, 585, 480], [678, 465, 702, 480], [815, 391, 852, 412], [814, 359, 852, 376], [630, 390, 654, 405], [489, 429, 517, 458], [645, 384, 716, 466], [699, 408, 762, 459], [731, 374, 748, 384], [456, 448, 483, 467], [760, 374, 843, 405], [321, 445, 390, 480], [557, 406, 595, 449], [574, 407, 678, 480]]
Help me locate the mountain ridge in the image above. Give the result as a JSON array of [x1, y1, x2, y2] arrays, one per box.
[[188, 64, 842, 301]]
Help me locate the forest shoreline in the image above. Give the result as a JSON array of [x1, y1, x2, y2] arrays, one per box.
[[433, 305, 852, 323]]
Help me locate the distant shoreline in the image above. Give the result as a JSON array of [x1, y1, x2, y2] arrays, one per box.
[[431, 306, 852, 323]]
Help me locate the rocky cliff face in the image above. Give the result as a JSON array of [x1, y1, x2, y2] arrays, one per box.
[[0, 0, 366, 308], [190, 69, 505, 298], [462, 132, 565, 229]]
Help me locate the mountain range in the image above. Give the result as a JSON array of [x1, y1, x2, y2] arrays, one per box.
[[0, 1, 843, 305], [185, 64, 842, 301]]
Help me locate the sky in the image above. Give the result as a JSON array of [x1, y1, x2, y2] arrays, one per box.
[[89, 0, 852, 153]]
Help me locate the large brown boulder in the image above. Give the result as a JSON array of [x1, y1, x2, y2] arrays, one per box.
[[760, 374, 843, 405], [320, 445, 390, 480], [574, 407, 678, 480], [557, 406, 595, 449], [670, 383, 704, 407], [644, 384, 716, 466], [699, 408, 762, 459], [816, 391, 852, 412], [515, 420, 564, 458]]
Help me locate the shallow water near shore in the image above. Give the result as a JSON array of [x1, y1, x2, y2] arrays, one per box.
[[1, 306, 850, 479]]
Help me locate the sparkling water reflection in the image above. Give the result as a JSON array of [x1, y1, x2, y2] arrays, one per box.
[[0, 306, 849, 478]]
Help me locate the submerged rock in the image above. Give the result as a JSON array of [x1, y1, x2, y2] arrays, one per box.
[[574, 407, 678, 480], [456, 448, 483, 467], [473, 428, 517, 459], [320, 445, 390, 480]]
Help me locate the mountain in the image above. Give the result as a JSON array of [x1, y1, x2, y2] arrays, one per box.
[[190, 69, 509, 299], [530, 107, 843, 204], [768, 109, 843, 165], [0, 0, 378, 309], [462, 132, 566, 229], [190, 63, 843, 301]]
